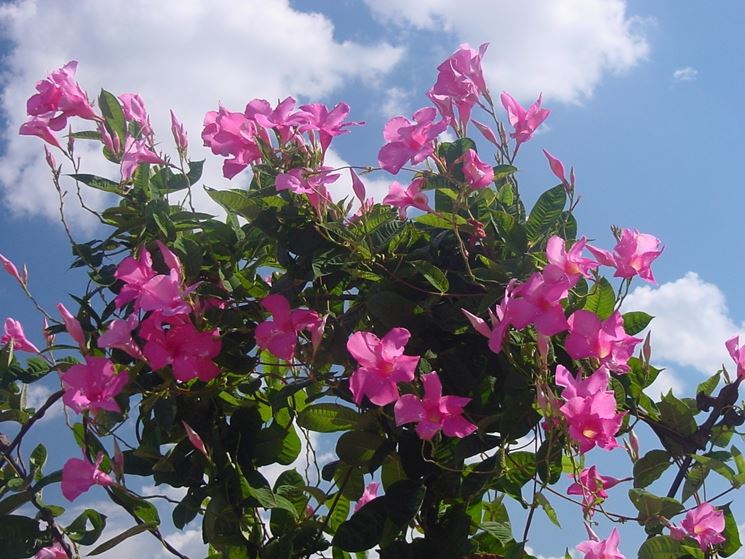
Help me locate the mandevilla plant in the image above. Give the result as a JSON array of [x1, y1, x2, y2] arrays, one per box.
[[2, 43, 744, 559]]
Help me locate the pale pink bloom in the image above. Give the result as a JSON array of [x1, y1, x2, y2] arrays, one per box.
[[354, 482, 380, 512], [182, 421, 209, 459], [26, 61, 98, 127], [140, 313, 221, 383], [500, 92, 550, 145], [19, 116, 62, 149], [669, 502, 726, 550], [428, 43, 489, 128], [576, 528, 625, 559], [275, 167, 338, 212], [57, 303, 86, 351], [98, 316, 143, 359], [61, 452, 114, 501], [459, 148, 494, 189], [546, 236, 597, 282], [587, 229, 663, 284], [378, 108, 449, 174], [0, 253, 25, 285], [566, 310, 641, 373], [202, 105, 263, 179], [543, 149, 574, 192], [35, 542, 69, 558], [567, 466, 622, 516], [725, 336, 745, 378], [2, 318, 41, 353], [61, 356, 128, 414], [121, 137, 164, 181], [394, 371, 477, 441], [170, 110, 188, 153], [383, 178, 432, 218], [255, 294, 322, 361], [347, 327, 420, 406], [119, 93, 152, 137], [472, 120, 499, 146], [290, 102, 363, 155], [560, 391, 623, 453], [509, 266, 571, 336]]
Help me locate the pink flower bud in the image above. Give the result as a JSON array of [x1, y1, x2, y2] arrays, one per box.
[[182, 421, 209, 459], [0, 253, 24, 286], [170, 110, 188, 153], [44, 145, 57, 171], [57, 303, 86, 351]]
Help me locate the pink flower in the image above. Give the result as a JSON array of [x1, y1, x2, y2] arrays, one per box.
[[119, 93, 152, 138], [543, 149, 575, 192], [19, 116, 62, 149], [140, 313, 221, 383], [394, 371, 477, 441], [576, 528, 625, 559], [98, 121, 121, 156], [349, 169, 374, 219], [255, 294, 322, 361], [560, 390, 623, 453], [459, 148, 494, 189], [57, 303, 86, 351], [554, 364, 610, 400], [275, 167, 339, 212], [383, 178, 432, 218], [346, 327, 420, 406], [2, 318, 41, 353], [0, 253, 24, 285], [566, 310, 641, 373], [121, 137, 164, 181], [587, 229, 663, 284], [61, 453, 114, 501], [461, 279, 518, 354], [472, 120, 499, 146], [500, 92, 550, 145], [35, 543, 69, 559], [567, 466, 622, 516], [202, 105, 263, 179], [546, 236, 597, 283], [378, 108, 449, 174], [98, 316, 143, 359], [170, 110, 188, 153], [354, 482, 380, 512], [246, 96, 296, 144], [26, 61, 97, 127], [669, 503, 726, 550], [182, 421, 209, 459], [509, 266, 571, 336], [726, 336, 745, 378], [290, 102, 363, 155], [428, 43, 489, 128], [61, 356, 128, 414]]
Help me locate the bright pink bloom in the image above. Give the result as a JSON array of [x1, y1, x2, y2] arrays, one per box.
[[566, 310, 641, 373], [140, 313, 221, 383], [26, 61, 97, 127], [346, 327, 420, 406], [383, 177, 432, 218], [35, 543, 68, 559], [119, 93, 152, 138], [462, 279, 518, 354], [170, 110, 188, 153], [560, 391, 623, 453], [428, 43, 489, 128], [726, 336, 745, 378], [500, 92, 550, 145], [509, 266, 571, 336], [567, 465, 622, 516], [98, 121, 121, 156], [290, 102, 362, 155], [19, 117, 62, 149], [459, 148, 494, 189], [546, 236, 597, 282], [182, 421, 209, 459], [202, 105, 263, 179], [349, 169, 374, 219], [394, 371, 477, 440], [543, 149, 574, 192], [57, 303, 86, 350], [669, 503, 725, 550], [275, 167, 338, 212], [378, 107, 449, 174], [255, 294, 322, 361], [555, 365, 610, 400], [354, 482, 380, 512], [576, 528, 625, 559], [61, 452, 114, 501], [2, 318, 41, 353], [98, 316, 143, 359], [61, 356, 128, 414], [0, 253, 24, 285], [246, 96, 296, 144], [587, 229, 663, 284], [121, 137, 164, 181]]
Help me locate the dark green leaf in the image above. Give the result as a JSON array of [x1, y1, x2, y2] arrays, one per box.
[[67, 508, 107, 545], [634, 450, 672, 488], [87, 522, 158, 555], [410, 260, 449, 292], [297, 403, 360, 433], [583, 278, 616, 320], [623, 311, 654, 335], [332, 498, 386, 552], [720, 504, 742, 557], [525, 184, 566, 243], [637, 535, 686, 559], [69, 174, 121, 193], [415, 212, 467, 228], [98, 89, 127, 143]]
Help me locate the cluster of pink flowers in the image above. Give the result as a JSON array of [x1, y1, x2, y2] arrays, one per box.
[[255, 294, 324, 362]]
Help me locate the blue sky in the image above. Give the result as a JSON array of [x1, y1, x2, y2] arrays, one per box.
[[1, 1, 745, 557]]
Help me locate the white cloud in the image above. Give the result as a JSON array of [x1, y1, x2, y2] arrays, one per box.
[[624, 272, 745, 376], [24, 382, 63, 421], [644, 366, 685, 399], [380, 86, 411, 118], [0, 0, 403, 226], [673, 66, 698, 81], [363, 0, 650, 103]]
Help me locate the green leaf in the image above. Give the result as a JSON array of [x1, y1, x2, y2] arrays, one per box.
[[623, 311, 654, 335], [536, 436, 563, 484], [384, 480, 425, 526], [720, 504, 742, 557], [410, 260, 449, 292], [415, 212, 467, 229], [297, 403, 360, 433], [525, 184, 566, 243], [332, 497, 386, 552], [87, 522, 158, 555], [634, 450, 672, 488], [0, 514, 46, 558], [67, 508, 107, 545], [69, 173, 121, 193], [628, 489, 683, 522], [336, 431, 385, 467], [534, 493, 560, 528], [328, 494, 350, 531], [697, 372, 721, 397], [659, 392, 697, 437], [244, 485, 299, 519], [70, 130, 102, 140], [638, 535, 686, 559], [111, 487, 160, 524], [98, 89, 127, 143], [479, 521, 513, 544], [583, 278, 616, 320]]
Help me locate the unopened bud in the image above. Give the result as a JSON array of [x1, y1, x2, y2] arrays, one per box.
[[627, 429, 640, 462], [44, 145, 57, 171]]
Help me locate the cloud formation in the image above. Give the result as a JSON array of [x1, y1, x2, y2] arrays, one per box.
[[673, 66, 698, 81]]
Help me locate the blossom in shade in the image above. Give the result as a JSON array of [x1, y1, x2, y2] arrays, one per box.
[[567, 466, 622, 516], [202, 105, 263, 179], [546, 236, 597, 283], [26, 61, 97, 127], [121, 137, 164, 181], [565, 310, 641, 373], [725, 336, 745, 378], [543, 149, 575, 192], [576, 528, 625, 559], [255, 294, 322, 361], [461, 279, 518, 355], [182, 421, 209, 459], [378, 107, 449, 174], [98, 316, 143, 359], [346, 327, 420, 406], [61, 453, 114, 501], [500, 92, 550, 145], [383, 178, 432, 218], [394, 371, 477, 440], [140, 313, 221, 383], [119, 93, 152, 138], [290, 102, 363, 154], [57, 303, 86, 351], [170, 110, 188, 153], [669, 502, 726, 550], [587, 229, 663, 284], [2, 318, 40, 353], [35, 543, 68, 559], [459, 148, 494, 189], [275, 167, 339, 212], [354, 482, 380, 512], [61, 356, 128, 414]]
